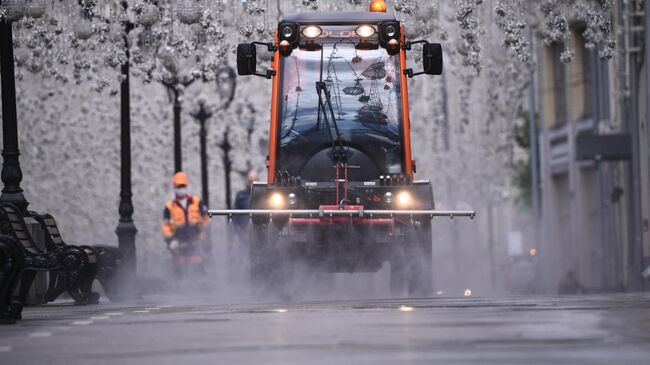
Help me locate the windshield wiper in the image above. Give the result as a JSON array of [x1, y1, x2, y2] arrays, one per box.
[[316, 80, 347, 162], [315, 46, 347, 163]]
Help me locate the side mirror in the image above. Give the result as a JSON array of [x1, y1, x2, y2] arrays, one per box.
[[237, 43, 257, 76], [422, 43, 443, 75], [403, 41, 443, 78], [236, 42, 277, 79]]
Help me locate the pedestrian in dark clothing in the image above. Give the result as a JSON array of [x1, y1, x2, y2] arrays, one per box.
[[233, 170, 259, 231]]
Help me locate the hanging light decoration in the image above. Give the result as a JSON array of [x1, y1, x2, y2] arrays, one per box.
[[177, 0, 203, 25], [394, 0, 417, 15], [74, 2, 95, 40], [246, 0, 266, 34], [135, 2, 160, 54], [1, 0, 26, 22], [158, 46, 180, 75], [24, 0, 45, 18], [302, 0, 319, 10], [137, 2, 160, 27], [74, 16, 94, 40]]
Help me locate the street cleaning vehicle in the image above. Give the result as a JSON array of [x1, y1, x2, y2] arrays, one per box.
[[209, 0, 475, 297]]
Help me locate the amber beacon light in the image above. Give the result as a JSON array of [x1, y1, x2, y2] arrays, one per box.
[[369, 0, 387, 13]]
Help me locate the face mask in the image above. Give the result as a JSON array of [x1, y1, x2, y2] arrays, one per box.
[[174, 187, 187, 198]]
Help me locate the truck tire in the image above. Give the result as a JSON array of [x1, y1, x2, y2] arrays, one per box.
[[389, 220, 433, 297]]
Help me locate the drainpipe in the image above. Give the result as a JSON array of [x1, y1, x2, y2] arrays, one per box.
[[642, 0, 650, 289], [624, 0, 644, 291], [591, 48, 609, 289]]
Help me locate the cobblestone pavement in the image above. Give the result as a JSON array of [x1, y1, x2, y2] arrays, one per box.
[[1, 293, 649, 364]]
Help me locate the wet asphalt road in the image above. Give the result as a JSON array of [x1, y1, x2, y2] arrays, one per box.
[[1, 293, 649, 364]]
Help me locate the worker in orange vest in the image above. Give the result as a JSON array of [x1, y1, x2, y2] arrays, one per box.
[[162, 172, 209, 258]]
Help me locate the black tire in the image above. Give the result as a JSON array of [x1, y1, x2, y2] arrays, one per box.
[[389, 219, 433, 297]]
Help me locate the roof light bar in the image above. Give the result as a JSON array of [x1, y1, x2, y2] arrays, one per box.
[[369, 0, 387, 13]]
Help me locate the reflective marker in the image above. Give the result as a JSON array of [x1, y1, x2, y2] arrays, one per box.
[[275, 309, 288, 313], [464, 289, 472, 297], [399, 305, 414, 312], [72, 320, 93, 325]]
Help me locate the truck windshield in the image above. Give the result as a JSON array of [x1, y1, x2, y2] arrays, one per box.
[[276, 25, 403, 182]]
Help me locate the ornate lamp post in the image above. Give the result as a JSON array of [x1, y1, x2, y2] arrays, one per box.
[[114, 0, 138, 298], [0, 1, 29, 214], [214, 65, 237, 208], [190, 100, 212, 206], [218, 128, 233, 209], [161, 75, 195, 173], [189, 65, 236, 208]]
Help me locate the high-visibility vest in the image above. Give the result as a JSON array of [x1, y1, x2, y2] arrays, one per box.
[[162, 195, 208, 241]]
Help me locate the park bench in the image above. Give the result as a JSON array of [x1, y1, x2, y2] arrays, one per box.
[[30, 212, 123, 303], [0, 234, 22, 324], [0, 203, 92, 313]]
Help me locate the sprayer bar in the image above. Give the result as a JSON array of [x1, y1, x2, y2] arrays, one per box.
[[207, 209, 476, 219]]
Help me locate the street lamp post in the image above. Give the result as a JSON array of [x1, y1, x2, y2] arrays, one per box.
[[213, 66, 237, 209], [162, 78, 195, 173], [191, 101, 213, 206], [0, 19, 29, 214], [115, 2, 138, 298], [218, 128, 233, 209]]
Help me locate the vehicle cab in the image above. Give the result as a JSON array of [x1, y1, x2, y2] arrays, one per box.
[[236, 4, 443, 214]]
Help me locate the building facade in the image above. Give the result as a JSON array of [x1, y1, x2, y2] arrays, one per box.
[[536, 1, 650, 293]]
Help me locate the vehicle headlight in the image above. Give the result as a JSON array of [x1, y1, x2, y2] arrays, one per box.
[[288, 193, 297, 206], [384, 24, 397, 37], [355, 25, 376, 39], [397, 191, 412, 207], [302, 25, 322, 39], [281, 25, 294, 38], [270, 192, 285, 208], [383, 192, 393, 204]]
